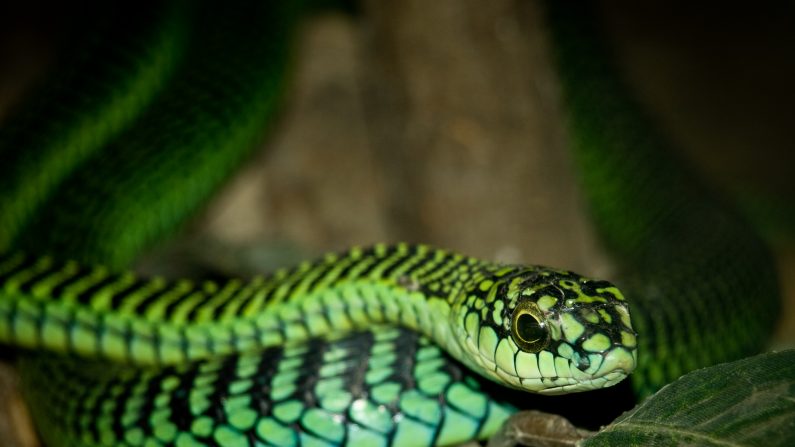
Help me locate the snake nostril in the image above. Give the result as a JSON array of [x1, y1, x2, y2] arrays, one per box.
[[576, 356, 591, 371]]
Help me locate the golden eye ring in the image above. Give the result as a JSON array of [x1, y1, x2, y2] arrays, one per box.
[[511, 301, 550, 352]]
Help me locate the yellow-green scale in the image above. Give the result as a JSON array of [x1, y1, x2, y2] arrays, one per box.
[[4, 244, 544, 446], [2, 246, 510, 377]]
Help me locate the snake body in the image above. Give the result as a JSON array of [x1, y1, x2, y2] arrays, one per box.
[[546, 2, 780, 398], [2, 243, 635, 446], [0, 1, 780, 446], [20, 328, 515, 446]]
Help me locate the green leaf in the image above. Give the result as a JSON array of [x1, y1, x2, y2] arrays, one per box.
[[583, 350, 795, 446]]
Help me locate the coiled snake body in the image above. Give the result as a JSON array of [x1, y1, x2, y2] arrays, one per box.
[[0, 1, 779, 446]]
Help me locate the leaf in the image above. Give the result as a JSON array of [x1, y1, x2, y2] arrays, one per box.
[[582, 350, 795, 447]]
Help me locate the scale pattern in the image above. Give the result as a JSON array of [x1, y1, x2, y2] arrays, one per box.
[[0, 1, 188, 250], [0, 245, 497, 364], [21, 328, 513, 447]]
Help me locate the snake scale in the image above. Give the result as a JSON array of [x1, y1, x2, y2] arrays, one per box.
[[0, 1, 780, 446]]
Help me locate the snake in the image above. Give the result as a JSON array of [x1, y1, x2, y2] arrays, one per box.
[[0, 1, 780, 446]]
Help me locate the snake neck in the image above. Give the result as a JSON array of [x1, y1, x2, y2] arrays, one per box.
[[230, 243, 508, 370], [0, 244, 504, 367]]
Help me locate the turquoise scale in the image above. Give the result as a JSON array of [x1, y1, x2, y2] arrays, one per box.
[[19, 328, 515, 447]]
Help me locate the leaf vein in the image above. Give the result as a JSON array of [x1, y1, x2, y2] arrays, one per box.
[[607, 421, 747, 447]]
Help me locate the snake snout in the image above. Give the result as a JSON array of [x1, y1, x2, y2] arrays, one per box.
[[598, 347, 637, 377]]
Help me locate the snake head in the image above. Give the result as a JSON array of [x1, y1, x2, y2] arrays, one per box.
[[457, 266, 637, 395]]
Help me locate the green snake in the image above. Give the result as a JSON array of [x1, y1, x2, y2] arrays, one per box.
[[0, 1, 780, 446]]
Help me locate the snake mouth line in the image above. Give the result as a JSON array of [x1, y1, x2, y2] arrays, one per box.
[[535, 371, 630, 395], [493, 345, 636, 394]]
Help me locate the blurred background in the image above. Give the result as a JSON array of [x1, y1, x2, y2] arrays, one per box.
[[1, 1, 794, 445]]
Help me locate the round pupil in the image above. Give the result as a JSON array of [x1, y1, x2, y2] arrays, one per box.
[[516, 313, 545, 343]]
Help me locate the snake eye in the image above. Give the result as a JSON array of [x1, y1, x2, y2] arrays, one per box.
[[511, 301, 549, 352]]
